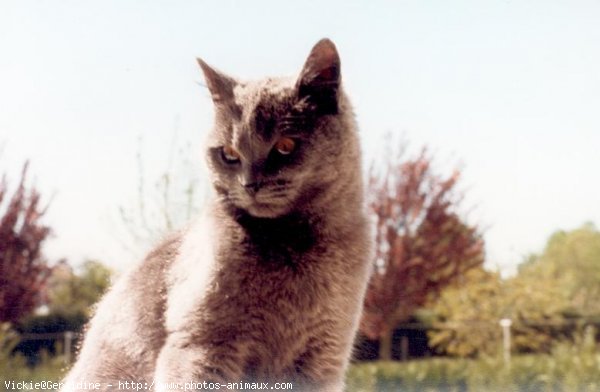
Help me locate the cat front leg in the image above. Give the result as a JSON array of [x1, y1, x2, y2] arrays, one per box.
[[153, 333, 246, 391], [289, 335, 351, 392]]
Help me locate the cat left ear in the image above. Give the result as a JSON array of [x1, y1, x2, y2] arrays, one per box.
[[197, 58, 236, 105], [295, 39, 341, 115]]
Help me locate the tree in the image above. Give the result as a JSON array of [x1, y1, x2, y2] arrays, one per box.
[[428, 223, 600, 357], [521, 223, 600, 317], [46, 259, 112, 318], [360, 143, 484, 360], [0, 163, 52, 323], [427, 267, 571, 357], [426, 267, 503, 357]]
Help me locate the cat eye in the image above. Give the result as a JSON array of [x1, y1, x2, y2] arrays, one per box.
[[221, 145, 241, 163], [274, 137, 296, 155]]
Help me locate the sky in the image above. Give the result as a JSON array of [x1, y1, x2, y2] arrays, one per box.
[[1, 0, 599, 275]]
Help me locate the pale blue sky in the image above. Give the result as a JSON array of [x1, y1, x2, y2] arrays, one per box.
[[1, 0, 599, 274]]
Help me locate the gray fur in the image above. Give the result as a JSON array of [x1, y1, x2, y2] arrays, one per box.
[[62, 39, 372, 392]]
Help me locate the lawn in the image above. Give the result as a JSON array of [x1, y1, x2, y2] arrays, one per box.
[[346, 345, 600, 391], [2, 345, 600, 391]]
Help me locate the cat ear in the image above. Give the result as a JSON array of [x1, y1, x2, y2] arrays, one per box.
[[197, 58, 236, 105], [296, 38, 341, 115]]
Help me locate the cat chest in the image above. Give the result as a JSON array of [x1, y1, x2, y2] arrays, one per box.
[[205, 249, 336, 332]]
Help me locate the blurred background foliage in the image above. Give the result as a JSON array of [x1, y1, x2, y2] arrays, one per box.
[[45, 260, 113, 319], [428, 223, 600, 358]]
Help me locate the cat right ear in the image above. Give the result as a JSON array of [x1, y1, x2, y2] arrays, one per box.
[[197, 58, 236, 105], [295, 39, 341, 115]]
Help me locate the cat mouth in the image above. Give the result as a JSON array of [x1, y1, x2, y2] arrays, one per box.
[[222, 183, 296, 218], [244, 198, 292, 218]]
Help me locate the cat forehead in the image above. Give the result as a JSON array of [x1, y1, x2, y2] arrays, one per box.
[[234, 76, 294, 98], [233, 77, 296, 119]]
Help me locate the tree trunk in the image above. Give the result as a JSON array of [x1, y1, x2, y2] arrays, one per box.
[[379, 327, 393, 360], [400, 335, 409, 361]]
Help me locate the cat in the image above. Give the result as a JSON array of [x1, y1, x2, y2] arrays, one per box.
[[62, 38, 372, 392]]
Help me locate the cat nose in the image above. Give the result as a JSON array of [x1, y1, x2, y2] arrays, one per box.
[[243, 182, 262, 196]]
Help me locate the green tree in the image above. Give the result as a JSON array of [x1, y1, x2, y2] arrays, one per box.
[[506, 270, 572, 352], [428, 223, 600, 357], [428, 266, 572, 357], [427, 268, 504, 357], [46, 260, 112, 318], [522, 223, 600, 317]]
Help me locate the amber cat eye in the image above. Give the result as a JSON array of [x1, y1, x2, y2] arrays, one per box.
[[275, 137, 296, 155], [221, 145, 241, 163]]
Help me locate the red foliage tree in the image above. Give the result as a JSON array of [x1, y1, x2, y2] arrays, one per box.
[[360, 144, 484, 360], [0, 162, 52, 323]]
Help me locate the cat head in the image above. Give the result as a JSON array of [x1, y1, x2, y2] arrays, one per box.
[[198, 39, 357, 219]]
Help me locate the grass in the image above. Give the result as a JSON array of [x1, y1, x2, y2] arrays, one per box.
[[0, 323, 67, 390], [0, 352, 67, 390], [346, 345, 600, 391], [1, 345, 600, 391]]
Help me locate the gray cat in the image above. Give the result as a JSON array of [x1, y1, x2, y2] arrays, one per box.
[[62, 38, 372, 392]]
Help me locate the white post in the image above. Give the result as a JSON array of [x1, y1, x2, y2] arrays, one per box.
[[499, 318, 512, 364]]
